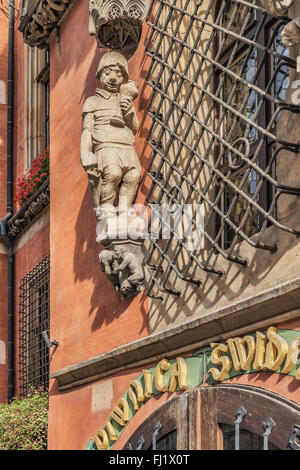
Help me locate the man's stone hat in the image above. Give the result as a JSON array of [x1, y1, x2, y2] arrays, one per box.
[[96, 52, 129, 82]]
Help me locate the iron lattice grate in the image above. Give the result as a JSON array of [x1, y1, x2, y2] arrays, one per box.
[[18, 256, 50, 398], [144, 0, 300, 299]]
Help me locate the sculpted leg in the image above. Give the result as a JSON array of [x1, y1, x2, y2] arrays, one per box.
[[87, 172, 101, 213], [120, 168, 141, 210], [101, 164, 122, 206]]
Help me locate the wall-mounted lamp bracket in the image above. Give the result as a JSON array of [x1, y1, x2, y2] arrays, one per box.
[[41, 330, 59, 349]]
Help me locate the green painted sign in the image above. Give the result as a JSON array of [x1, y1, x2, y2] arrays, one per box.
[[86, 328, 300, 450]]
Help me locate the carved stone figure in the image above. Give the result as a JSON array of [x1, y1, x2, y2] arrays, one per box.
[[89, 0, 148, 49], [81, 52, 146, 299], [20, 0, 70, 48], [99, 249, 120, 289], [80, 51, 141, 221], [99, 245, 145, 297], [261, 0, 295, 16], [113, 246, 144, 297], [281, 17, 300, 46]]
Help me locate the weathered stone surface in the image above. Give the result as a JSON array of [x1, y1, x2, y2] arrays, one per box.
[[89, 0, 148, 49], [261, 0, 295, 16], [19, 0, 74, 48], [91, 380, 113, 412], [282, 16, 300, 46]]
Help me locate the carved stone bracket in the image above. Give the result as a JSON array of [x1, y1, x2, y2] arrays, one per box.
[[99, 239, 146, 299], [261, 0, 300, 46], [282, 16, 300, 46], [7, 179, 50, 240], [89, 0, 148, 50], [19, 0, 73, 48], [261, 0, 295, 16]]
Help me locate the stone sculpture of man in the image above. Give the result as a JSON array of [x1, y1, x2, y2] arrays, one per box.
[[80, 52, 141, 220]]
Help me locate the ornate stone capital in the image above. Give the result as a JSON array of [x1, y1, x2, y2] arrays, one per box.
[[19, 0, 73, 48], [261, 1, 300, 46], [281, 16, 300, 46], [89, 0, 148, 50], [261, 0, 295, 16]]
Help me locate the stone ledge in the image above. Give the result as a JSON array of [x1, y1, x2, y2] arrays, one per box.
[[50, 276, 300, 390], [7, 179, 49, 241]]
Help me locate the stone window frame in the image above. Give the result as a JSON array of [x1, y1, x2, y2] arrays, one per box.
[[24, 44, 49, 170]]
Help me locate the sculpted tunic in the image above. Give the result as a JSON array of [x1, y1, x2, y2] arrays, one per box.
[[82, 88, 141, 174]]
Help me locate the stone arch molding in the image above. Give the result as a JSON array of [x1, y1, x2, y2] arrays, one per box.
[[89, 0, 149, 49]]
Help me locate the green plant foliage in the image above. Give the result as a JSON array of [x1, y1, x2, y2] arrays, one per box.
[[0, 388, 48, 450]]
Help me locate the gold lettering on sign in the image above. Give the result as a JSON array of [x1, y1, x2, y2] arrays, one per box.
[[128, 380, 145, 410], [227, 336, 256, 372], [93, 357, 189, 449], [94, 429, 109, 450], [263, 327, 289, 371], [110, 398, 129, 426], [105, 419, 117, 441], [209, 327, 300, 381], [252, 331, 267, 370], [208, 343, 232, 381], [143, 369, 153, 397], [155, 359, 170, 392], [282, 337, 300, 374], [168, 357, 188, 392]]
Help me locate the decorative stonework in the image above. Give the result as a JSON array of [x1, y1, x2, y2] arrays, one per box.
[[261, 0, 295, 16], [261, 0, 300, 46], [7, 180, 49, 240], [99, 242, 145, 298], [80, 52, 145, 299], [89, 0, 148, 50], [19, 0, 73, 48], [281, 16, 300, 46]]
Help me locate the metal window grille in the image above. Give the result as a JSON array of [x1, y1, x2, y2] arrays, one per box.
[[144, 0, 300, 300], [18, 256, 50, 398]]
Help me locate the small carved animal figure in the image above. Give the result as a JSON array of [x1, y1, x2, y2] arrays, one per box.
[[99, 249, 115, 276], [113, 247, 144, 296]]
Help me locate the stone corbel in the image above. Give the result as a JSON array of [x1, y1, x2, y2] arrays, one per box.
[[19, 0, 72, 48], [261, 1, 300, 47], [89, 0, 148, 49], [281, 16, 300, 46], [260, 0, 295, 16]]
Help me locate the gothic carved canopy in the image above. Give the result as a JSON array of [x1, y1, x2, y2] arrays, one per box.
[[89, 0, 148, 50]]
